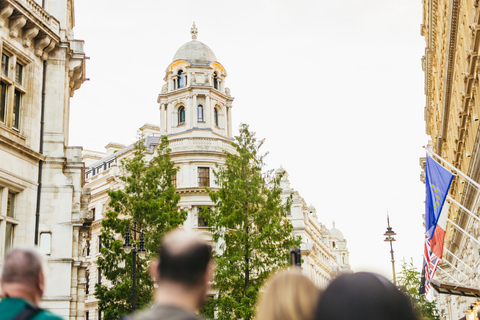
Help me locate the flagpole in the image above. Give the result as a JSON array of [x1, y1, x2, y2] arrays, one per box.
[[424, 147, 480, 190], [443, 247, 473, 271], [442, 257, 469, 279], [447, 218, 480, 246], [437, 266, 463, 285], [446, 196, 480, 223]]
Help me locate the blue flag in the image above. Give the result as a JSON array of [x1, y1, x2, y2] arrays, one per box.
[[425, 154, 454, 239]]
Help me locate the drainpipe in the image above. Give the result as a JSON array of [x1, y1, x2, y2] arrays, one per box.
[[35, 60, 46, 245]]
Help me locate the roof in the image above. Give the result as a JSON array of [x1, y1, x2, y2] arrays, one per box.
[[173, 40, 217, 65], [330, 227, 345, 241]]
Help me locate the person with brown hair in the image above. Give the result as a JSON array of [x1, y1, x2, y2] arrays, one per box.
[[255, 268, 320, 320]]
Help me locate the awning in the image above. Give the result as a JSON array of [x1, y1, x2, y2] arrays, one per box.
[[431, 279, 480, 297]]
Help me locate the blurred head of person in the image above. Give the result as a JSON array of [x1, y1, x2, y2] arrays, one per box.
[[256, 268, 320, 320], [151, 229, 213, 312], [314, 272, 419, 320], [0, 247, 46, 306]]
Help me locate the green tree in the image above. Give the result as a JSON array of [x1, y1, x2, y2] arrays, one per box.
[[95, 135, 187, 320], [397, 259, 440, 320], [203, 123, 301, 320]]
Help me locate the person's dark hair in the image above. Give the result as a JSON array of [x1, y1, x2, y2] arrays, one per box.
[[1, 248, 43, 287], [314, 272, 419, 320], [158, 240, 212, 287]]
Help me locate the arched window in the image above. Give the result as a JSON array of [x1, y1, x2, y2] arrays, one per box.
[[198, 105, 204, 122], [213, 72, 218, 90], [214, 108, 218, 126], [178, 70, 184, 88], [178, 106, 185, 125]]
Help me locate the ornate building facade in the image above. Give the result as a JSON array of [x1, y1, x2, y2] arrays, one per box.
[[422, 0, 480, 318], [0, 0, 88, 319], [82, 25, 350, 318]]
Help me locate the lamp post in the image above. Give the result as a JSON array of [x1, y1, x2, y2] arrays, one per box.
[[122, 220, 146, 312], [384, 214, 397, 285]]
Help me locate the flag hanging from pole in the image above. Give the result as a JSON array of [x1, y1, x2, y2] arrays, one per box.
[[425, 155, 454, 239], [421, 153, 454, 298]]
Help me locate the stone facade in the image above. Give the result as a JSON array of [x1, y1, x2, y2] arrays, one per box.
[[278, 167, 350, 287], [82, 25, 350, 318], [422, 0, 480, 318], [0, 0, 88, 319]]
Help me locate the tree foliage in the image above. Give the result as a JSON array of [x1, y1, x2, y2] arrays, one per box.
[[397, 259, 440, 320], [203, 124, 301, 320], [95, 135, 187, 320]]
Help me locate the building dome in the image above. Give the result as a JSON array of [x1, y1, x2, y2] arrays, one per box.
[[172, 23, 217, 65], [330, 221, 345, 241]]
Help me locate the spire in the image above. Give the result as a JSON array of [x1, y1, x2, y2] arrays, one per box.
[[332, 221, 335, 228], [191, 22, 198, 40]]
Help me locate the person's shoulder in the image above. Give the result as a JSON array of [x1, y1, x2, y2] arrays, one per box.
[[132, 305, 203, 320], [34, 310, 64, 320]]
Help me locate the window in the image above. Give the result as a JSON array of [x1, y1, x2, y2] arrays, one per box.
[[7, 192, 15, 218], [5, 222, 14, 253], [86, 312, 89, 320], [198, 105, 204, 122], [92, 208, 96, 221], [86, 273, 89, 295], [15, 63, 22, 85], [178, 70, 184, 89], [171, 173, 177, 187], [98, 235, 102, 253], [198, 167, 210, 187], [0, 51, 26, 130], [214, 108, 218, 126], [97, 268, 102, 284], [1, 54, 8, 76], [39, 233, 51, 255], [213, 72, 218, 89], [178, 106, 185, 125], [198, 207, 208, 227], [12, 90, 20, 130], [98, 310, 102, 320], [0, 82, 6, 123]]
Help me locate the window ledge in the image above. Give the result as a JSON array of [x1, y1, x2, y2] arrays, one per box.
[[177, 122, 186, 127]]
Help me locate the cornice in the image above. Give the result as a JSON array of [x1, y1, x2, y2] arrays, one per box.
[[0, 131, 44, 161]]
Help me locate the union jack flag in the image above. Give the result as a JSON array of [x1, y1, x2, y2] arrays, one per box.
[[421, 235, 440, 296]]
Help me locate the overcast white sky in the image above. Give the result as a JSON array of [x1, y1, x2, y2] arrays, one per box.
[[69, 0, 428, 279]]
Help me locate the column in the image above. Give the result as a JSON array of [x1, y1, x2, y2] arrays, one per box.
[[192, 95, 197, 126], [160, 104, 165, 134], [205, 96, 211, 127], [227, 106, 233, 137], [167, 102, 173, 132]]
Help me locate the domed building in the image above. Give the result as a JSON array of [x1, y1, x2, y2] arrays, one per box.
[[82, 25, 236, 317], [278, 167, 352, 288], [157, 22, 235, 235], [330, 222, 351, 273], [82, 25, 351, 317]]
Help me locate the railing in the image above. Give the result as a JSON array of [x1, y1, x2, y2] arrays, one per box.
[[15, 0, 60, 34]]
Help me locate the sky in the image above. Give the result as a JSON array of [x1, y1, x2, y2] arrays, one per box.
[[69, 0, 429, 279]]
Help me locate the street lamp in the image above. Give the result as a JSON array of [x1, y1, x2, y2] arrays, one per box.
[[122, 220, 146, 312], [384, 214, 397, 285]]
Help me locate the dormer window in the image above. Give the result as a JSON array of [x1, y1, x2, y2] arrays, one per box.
[[178, 70, 185, 89], [178, 106, 185, 125], [198, 105, 204, 122], [213, 72, 218, 90], [214, 108, 218, 126]]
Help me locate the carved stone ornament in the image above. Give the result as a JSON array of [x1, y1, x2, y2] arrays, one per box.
[[0, 5, 13, 28], [9, 15, 27, 38], [23, 27, 39, 48]]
